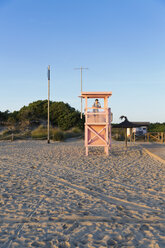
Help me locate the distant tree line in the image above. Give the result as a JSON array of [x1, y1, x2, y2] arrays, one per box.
[[0, 110, 9, 122], [0, 102, 165, 132], [0, 100, 85, 131], [148, 123, 165, 132]]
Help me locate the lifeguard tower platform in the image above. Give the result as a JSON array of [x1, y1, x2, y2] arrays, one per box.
[[81, 92, 112, 155]]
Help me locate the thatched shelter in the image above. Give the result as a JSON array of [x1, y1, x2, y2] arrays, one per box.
[[113, 116, 140, 147]]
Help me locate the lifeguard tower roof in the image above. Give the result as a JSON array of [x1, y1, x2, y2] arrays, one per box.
[[81, 92, 112, 98]]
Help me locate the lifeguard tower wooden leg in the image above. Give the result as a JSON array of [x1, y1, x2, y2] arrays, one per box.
[[86, 147, 88, 156], [104, 146, 109, 155], [85, 124, 88, 156], [109, 125, 112, 149]]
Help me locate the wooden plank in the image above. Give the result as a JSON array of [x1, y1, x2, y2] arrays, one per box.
[[81, 92, 112, 98], [86, 111, 106, 114], [86, 123, 108, 125], [88, 126, 107, 145], [146, 132, 165, 143], [88, 126, 105, 143], [150, 134, 160, 142]]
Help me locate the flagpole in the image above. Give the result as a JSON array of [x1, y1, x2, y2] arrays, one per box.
[[47, 65, 50, 143], [74, 67, 88, 119], [80, 67, 82, 119]]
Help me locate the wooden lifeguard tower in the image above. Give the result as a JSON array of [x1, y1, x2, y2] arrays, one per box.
[[81, 92, 112, 155]]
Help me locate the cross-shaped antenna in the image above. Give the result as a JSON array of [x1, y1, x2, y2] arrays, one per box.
[[74, 67, 88, 119]]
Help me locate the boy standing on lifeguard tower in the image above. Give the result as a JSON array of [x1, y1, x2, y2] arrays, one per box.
[[92, 99, 101, 112]]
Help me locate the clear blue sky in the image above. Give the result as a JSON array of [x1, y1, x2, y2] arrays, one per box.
[[0, 0, 165, 123]]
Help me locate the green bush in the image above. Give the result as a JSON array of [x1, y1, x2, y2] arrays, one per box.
[[52, 130, 64, 141], [112, 128, 125, 141], [71, 127, 82, 133], [2, 129, 20, 136], [2, 130, 13, 136], [31, 125, 47, 139], [112, 133, 125, 141], [63, 127, 83, 140]]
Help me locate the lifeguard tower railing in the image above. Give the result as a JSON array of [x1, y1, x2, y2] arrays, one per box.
[[85, 107, 111, 125]]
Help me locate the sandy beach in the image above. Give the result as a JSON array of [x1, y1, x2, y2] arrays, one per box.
[[0, 140, 165, 248]]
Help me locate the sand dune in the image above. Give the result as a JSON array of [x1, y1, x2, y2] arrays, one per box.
[[0, 140, 165, 247]]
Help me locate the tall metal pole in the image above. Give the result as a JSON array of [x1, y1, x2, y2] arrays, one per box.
[[75, 67, 88, 119], [80, 67, 82, 119], [47, 65, 50, 144]]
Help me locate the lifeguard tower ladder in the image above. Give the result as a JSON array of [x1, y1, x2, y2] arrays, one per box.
[[81, 92, 112, 156]]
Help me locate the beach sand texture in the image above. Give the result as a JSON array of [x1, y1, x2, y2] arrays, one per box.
[[0, 140, 165, 248]]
